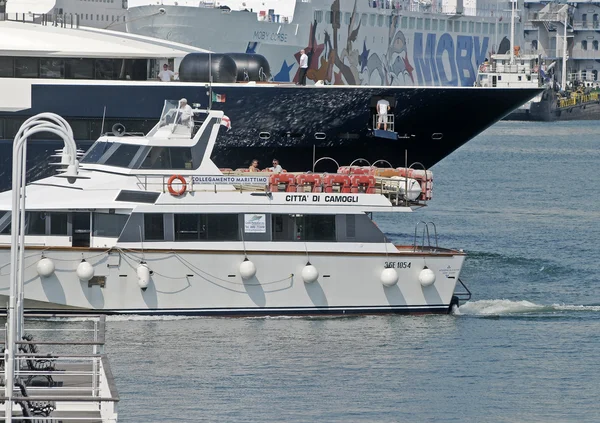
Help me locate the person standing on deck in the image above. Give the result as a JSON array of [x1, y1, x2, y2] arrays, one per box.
[[376, 98, 390, 131], [298, 49, 308, 86]]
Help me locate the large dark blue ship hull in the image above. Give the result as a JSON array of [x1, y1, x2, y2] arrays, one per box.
[[0, 82, 541, 189]]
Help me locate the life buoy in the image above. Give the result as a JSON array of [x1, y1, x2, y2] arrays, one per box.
[[167, 175, 187, 196], [533, 65, 539, 73], [479, 64, 488, 72]]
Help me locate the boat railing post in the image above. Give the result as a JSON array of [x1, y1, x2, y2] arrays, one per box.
[[92, 319, 98, 397]]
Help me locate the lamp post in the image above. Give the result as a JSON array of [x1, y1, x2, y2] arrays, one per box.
[[4, 113, 82, 422]]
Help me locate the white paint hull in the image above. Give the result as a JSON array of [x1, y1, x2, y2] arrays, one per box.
[[0, 247, 465, 315]]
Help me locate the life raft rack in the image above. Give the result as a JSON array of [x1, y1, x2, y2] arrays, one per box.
[[163, 164, 433, 204]]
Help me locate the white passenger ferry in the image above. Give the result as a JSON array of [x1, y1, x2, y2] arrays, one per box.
[[0, 100, 469, 315]]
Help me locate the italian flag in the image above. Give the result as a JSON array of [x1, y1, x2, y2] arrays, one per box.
[[212, 92, 226, 103]]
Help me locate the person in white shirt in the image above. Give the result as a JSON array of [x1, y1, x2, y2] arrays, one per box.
[[177, 98, 194, 128], [298, 49, 308, 86], [376, 98, 390, 131], [158, 64, 176, 82], [270, 158, 283, 173]]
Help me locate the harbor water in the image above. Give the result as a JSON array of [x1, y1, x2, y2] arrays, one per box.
[[19, 121, 600, 421]]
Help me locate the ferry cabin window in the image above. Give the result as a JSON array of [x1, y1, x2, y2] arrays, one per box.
[[25, 212, 47, 235], [345, 12, 351, 25], [469, 21, 474, 33], [93, 213, 129, 237], [297, 215, 336, 241], [483, 22, 489, 34], [95, 59, 119, 79], [476, 22, 481, 33], [174, 214, 239, 241], [144, 214, 164, 241], [15, 58, 39, 78], [409, 17, 415, 29], [23, 212, 69, 236], [490, 23, 495, 34], [50, 212, 68, 235], [370, 14, 376, 26], [378, 15, 384, 27], [461, 21, 467, 33], [333, 11, 341, 25], [416, 18, 423, 30], [361, 13, 367, 26], [425, 18, 431, 30], [81, 142, 110, 164], [325, 11, 332, 23], [65, 59, 94, 79], [103, 144, 141, 167], [401, 16, 407, 29], [40, 59, 65, 79], [272, 215, 335, 242], [140, 147, 194, 170], [454, 21, 460, 32], [0, 211, 11, 234], [432, 19, 437, 31], [439, 20, 445, 31], [0, 57, 14, 77]]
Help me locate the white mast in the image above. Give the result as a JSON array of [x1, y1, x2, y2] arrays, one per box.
[[510, 0, 516, 64], [561, 11, 568, 91]]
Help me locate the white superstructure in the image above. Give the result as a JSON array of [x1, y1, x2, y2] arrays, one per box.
[[524, 0, 600, 87], [0, 100, 468, 315], [3, 0, 521, 86], [125, 0, 521, 86]]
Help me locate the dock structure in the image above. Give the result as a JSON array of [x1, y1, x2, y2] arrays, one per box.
[[1, 113, 118, 421], [1, 314, 119, 422]]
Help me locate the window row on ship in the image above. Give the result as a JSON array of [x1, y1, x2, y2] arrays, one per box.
[[0, 118, 363, 145], [313, 9, 514, 35], [0, 211, 385, 247]]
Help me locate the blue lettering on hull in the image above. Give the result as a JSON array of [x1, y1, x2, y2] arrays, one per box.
[[414, 33, 489, 86]]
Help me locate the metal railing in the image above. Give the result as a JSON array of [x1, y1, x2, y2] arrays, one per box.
[[135, 170, 429, 206], [1, 12, 80, 28], [1, 314, 119, 422], [372, 114, 395, 132], [558, 91, 600, 109], [413, 221, 438, 252]]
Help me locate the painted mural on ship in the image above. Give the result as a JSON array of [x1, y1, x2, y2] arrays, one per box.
[[269, 0, 509, 87]]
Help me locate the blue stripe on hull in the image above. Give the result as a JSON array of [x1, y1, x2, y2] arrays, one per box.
[[22, 304, 453, 317]]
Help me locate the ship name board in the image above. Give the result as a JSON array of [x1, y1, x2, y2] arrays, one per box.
[[413, 33, 489, 86], [192, 175, 269, 185], [253, 30, 288, 43], [284, 194, 359, 203]]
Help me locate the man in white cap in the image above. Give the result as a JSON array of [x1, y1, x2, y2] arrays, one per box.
[[178, 98, 194, 128]]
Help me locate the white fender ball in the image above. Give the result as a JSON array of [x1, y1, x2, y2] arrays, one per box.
[[418, 267, 436, 287], [36, 257, 55, 278], [301, 264, 319, 284], [136, 263, 151, 290], [240, 259, 257, 280], [380, 268, 399, 287], [76, 260, 95, 282]]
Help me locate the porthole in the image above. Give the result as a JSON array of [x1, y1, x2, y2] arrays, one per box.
[[259, 132, 271, 140], [432, 133, 443, 140], [315, 132, 326, 140]]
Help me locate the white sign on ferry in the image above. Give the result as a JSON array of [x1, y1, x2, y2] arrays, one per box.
[[244, 214, 267, 233], [192, 175, 269, 185]]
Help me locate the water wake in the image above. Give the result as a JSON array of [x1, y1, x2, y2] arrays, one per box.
[[456, 299, 600, 316]]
